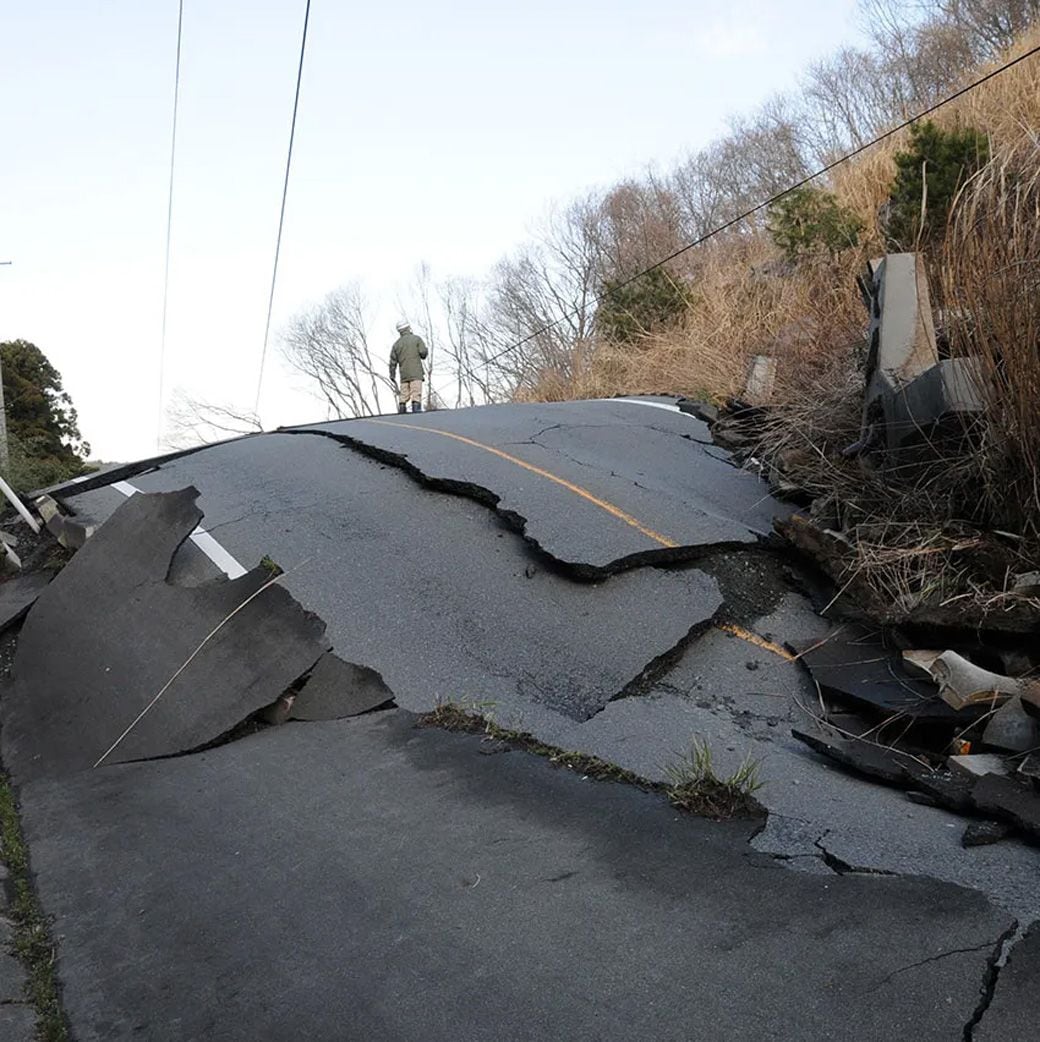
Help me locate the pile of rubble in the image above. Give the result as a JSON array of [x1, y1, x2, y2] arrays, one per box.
[[792, 623, 1040, 847], [678, 251, 1040, 847]]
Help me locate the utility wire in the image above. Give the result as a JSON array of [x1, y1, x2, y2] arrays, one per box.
[[477, 42, 1040, 371], [157, 0, 185, 450], [254, 0, 312, 417]]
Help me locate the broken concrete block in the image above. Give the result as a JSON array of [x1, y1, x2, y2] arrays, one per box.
[[901, 649, 942, 679], [860, 254, 983, 454], [948, 754, 1010, 779], [743, 355, 777, 402], [982, 696, 1040, 754], [34, 493, 94, 550], [901, 649, 1024, 710], [960, 819, 1011, 847], [2, 488, 331, 782]]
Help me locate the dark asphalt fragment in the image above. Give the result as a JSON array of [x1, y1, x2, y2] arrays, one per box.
[[1, 488, 329, 781], [0, 572, 54, 633], [792, 728, 923, 785], [290, 652, 395, 720], [797, 624, 972, 724], [962, 820, 1012, 847]]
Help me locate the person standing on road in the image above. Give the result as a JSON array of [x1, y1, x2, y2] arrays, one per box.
[[389, 319, 428, 414]]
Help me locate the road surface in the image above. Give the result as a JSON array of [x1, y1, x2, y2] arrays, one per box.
[[4, 396, 1035, 1040]]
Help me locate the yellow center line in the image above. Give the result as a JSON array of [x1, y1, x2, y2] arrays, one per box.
[[366, 419, 678, 548]]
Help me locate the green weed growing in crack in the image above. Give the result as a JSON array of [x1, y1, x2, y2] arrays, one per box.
[[0, 772, 69, 1041], [259, 555, 283, 578], [664, 738, 764, 819]]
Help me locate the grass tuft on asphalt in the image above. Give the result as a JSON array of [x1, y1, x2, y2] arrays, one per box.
[[419, 701, 764, 820]]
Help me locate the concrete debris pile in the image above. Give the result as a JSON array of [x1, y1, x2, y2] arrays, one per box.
[[0, 488, 395, 785], [856, 253, 983, 458], [677, 249, 1038, 638], [793, 624, 1040, 847]]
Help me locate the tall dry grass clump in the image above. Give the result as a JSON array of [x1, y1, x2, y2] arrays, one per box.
[[942, 137, 1040, 535], [523, 231, 870, 406]]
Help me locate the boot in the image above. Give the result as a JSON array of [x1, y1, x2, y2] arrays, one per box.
[[411, 402, 422, 413], [397, 403, 407, 414]]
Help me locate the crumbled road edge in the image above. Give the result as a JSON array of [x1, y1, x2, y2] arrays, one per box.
[[0, 772, 69, 1041]]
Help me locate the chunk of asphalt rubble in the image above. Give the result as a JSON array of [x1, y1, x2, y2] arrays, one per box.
[[961, 819, 1012, 848], [791, 728, 918, 786], [970, 774, 1040, 843], [1, 488, 331, 782]]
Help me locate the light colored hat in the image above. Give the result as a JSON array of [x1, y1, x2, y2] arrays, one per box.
[[395, 319, 410, 332]]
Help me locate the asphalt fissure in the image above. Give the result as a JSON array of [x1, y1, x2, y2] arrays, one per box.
[[279, 426, 790, 586], [963, 921, 1023, 1041]]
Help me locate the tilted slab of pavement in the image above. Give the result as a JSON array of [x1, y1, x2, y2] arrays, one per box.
[[17, 711, 1017, 1042], [61, 431, 724, 724], [285, 397, 792, 572]]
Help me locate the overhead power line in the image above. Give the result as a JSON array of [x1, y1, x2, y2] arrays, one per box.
[[254, 0, 312, 417], [157, 0, 185, 450], [478, 41, 1040, 370]]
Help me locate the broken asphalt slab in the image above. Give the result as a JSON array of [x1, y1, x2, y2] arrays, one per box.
[[18, 710, 1017, 1042], [63, 432, 725, 723], [797, 623, 973, 724], [290, 651, 394, 720], [284, 397, 793, 573], [1, 488, 329, 782], [0, 571, 54, 632]]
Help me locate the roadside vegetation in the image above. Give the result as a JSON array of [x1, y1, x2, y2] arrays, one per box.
[[0, 773, 69, 1041], [419, 701, 764, 820], [0, 339, 90, 493]]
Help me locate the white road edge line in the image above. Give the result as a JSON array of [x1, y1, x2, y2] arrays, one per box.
[[111, 480, 248, 579], [601, 398, 686, 414]]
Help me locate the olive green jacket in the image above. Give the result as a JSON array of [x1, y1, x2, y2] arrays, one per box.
[[389, 332, 428, 383]]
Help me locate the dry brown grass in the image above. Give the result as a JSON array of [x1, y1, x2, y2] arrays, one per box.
[[941, 138, 1040, 536], [521, 29, 1040, 622]]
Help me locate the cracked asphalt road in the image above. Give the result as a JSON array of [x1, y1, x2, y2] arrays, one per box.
[[18, 713, 1017, 1041], [10, 395, 1037, 1039]]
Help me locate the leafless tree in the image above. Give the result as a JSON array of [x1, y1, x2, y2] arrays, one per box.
[[921, 0, 1040, 53], [164, 391, 262, 449], [437, 278, 494, 408], [281, 283, 395, 418]]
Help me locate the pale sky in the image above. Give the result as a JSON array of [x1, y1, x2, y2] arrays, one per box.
[[2, 1, 866, 461]]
